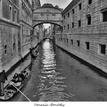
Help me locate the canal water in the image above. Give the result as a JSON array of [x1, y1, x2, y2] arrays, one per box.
[[11, 39, 107, 101]]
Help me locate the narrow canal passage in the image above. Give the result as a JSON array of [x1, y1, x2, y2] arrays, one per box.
[[12, 39, 107, 101]]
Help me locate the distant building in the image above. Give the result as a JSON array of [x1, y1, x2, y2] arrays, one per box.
[[56, 0, 107, 73], [32, 0, 43, 46]]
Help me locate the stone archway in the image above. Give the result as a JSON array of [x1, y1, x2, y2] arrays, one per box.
[[33, 5, 63, 28]]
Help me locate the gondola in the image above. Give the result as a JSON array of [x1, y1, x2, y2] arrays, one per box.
[[0, 65, 31, 101]]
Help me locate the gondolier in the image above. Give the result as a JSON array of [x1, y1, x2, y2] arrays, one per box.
[[0, 70, 7, 96]]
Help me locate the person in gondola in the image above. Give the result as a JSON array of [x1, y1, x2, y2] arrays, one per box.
[[19, 73, 25, 81], [12, 73, 22, 87], [0, 70, 7, 96], [12, 73, 19, 82]]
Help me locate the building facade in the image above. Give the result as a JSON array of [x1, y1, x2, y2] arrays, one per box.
[[0, 0, 20, 72], [19, 0, 33, 57], [32, 0, 43, 47], [56, 0, 107, 73], [0, 0, 43, 73]]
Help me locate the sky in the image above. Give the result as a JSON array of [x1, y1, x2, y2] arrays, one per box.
[[40, 0, 72, 9], [40, 0, 72, 29]]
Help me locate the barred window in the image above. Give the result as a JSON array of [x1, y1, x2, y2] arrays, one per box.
[[77, 40, 80, 47], [71, 39, 73, 45], [86, 42, 90, 50], [72, 22, 74, 28], [72, 9, 75, 14], [79, 3, 82, 10], [102, 10, 107, 22], [87, 15, 91, 25], [99, 44, 106, 55], [78, 20, 81, 27], [88, 0, 92, 5]]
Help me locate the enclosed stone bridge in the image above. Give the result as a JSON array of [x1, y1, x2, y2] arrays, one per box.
[[32, 4, 63, 29]]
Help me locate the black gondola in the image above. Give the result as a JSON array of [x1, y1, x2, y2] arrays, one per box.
[[0, 65, 31, 101]]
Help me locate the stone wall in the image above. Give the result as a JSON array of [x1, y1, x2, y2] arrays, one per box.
[[56, 0, 107, 73], [0, 20, 20, 72]]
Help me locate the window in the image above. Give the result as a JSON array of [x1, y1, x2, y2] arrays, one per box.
[[72, 22, 74, 28], [68, 24, 69, 30], [9, 5, 12, 21], [79, 3, 82, 10], [102, 10, 107, 22], [4, 45, 7, 54], [71, 39, 73, 45], [86, 42, 90, 50], [68, 12, 70, 17], [88, 0, 92, 5], [77, 40, 80, 47], [64, 16, 65, 19], [13, 43, 15, 50], [78, 20, 81, 27], [66, 39, 68, 44], [72, 9, 75, 14], [99, 44, 106, 55], [13, 9, 17, 22], [87, 15, 91, 25], [14, 9, 17, 22]]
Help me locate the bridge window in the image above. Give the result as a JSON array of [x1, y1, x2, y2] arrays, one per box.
[[77, 40, 80, 47], [72, 9, 75, 14], [88, 0, 92, 5], [79, 3, 82, 10], [102, 10, 107, 22], [99, 44, 106, 55], [72, 22, 74, 28], [87, 15, 91, 25], [86, 42, 90, 50], [78, 20, 81, 27]]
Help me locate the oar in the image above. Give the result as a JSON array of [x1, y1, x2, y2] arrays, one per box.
[[10, 82, 31, 102]]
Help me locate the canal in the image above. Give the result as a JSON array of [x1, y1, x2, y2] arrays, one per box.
[[11, 39, 107, 101]]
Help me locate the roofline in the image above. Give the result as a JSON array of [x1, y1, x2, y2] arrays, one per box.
[[62, 0, 81, 15], [35, 6, 62, 11]]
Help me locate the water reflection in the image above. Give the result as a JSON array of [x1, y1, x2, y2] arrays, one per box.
[[37, 39, 74, 101]]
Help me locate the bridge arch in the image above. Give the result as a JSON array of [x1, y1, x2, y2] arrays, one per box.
[[33, 4, 63, 29], [33, 22, 62, 30]]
